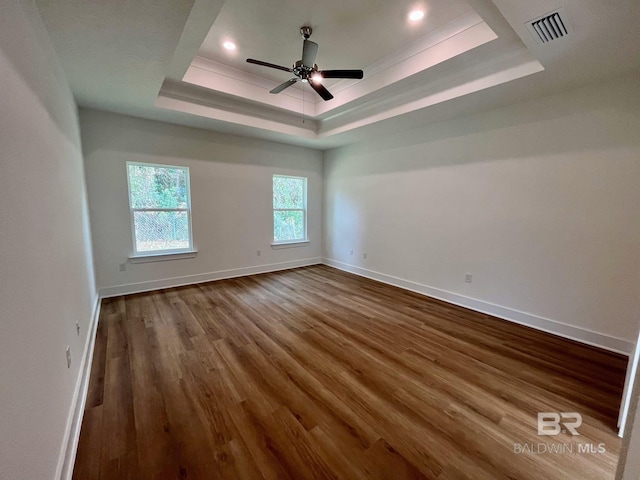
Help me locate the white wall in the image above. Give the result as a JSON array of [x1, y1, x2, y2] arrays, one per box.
[[80, 109, 323, 295], [324, 74, 640, 353], [0, 2, 97, 479]]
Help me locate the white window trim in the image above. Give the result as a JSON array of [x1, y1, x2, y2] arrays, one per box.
[[270, 240, 310, 249], [273, 174, 308, 245], [129, 250, 198, 263], [126, 161, 194, 257]]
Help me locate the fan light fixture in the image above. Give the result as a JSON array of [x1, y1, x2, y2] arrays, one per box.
[[408, 10, 425, 21], [311, 72, 323, 84]]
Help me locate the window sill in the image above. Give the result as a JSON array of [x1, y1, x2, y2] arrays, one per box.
[[271, 240, 310, 249], [129, 250, 198, 264]]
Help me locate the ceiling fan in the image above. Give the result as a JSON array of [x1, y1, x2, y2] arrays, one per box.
[[246, 26, 364, 101]]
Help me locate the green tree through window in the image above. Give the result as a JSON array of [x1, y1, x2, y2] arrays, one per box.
[[127, 163, 193, 254], [273, 175, 307, 243]]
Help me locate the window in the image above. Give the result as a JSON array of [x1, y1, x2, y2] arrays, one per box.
[[273, 175, 307, 244], [127, 162, 193, 255]]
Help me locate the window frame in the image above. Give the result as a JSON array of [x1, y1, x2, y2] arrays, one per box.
[[272, 174, 308, 245], [126, 161, 194, 257]]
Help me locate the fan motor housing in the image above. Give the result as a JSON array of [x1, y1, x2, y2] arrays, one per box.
[[293, 60, 316, 80]]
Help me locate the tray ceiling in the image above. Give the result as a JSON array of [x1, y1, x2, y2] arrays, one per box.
[[36, 0, 640, 149]]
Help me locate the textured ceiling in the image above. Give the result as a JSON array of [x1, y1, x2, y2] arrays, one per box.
[[35, 0, 200, 111]]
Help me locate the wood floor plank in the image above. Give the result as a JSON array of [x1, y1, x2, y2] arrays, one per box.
[[72, 405, 104, 480], [73, 265, 627, 479]]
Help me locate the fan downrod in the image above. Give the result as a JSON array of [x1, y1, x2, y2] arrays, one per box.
[[300, 26, 312, 39]]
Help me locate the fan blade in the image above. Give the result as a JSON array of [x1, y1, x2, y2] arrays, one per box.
[[246, 58, 292, 73], [319, 69, 364, 79], [309, 81, 334, 101], [301, 40, 318, 67], [270, 78, 299, 94]]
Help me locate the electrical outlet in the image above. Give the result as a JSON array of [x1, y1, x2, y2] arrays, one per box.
[[349, 249, 354, 256], [119, 263, 127, 272], [257, 250, 261, 257], [75, 320, 80, 336], [65, 346, 71, 368], [363, 252, 368, 259], [465, 273, 472, 283]]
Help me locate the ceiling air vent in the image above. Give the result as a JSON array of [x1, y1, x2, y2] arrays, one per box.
[[526, 8, 572, 44]]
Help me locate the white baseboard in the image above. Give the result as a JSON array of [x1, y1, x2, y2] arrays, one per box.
[[56, 295, 102, 480], [323, 258, 633, 356], [99, 257, 323, 298]]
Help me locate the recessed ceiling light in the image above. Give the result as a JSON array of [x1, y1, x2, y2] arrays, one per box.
[[223, 41, 237, 51], [408, 9, 425, 22]]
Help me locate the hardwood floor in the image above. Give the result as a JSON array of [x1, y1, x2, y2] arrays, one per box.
[[73, 265, 627, 479]]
